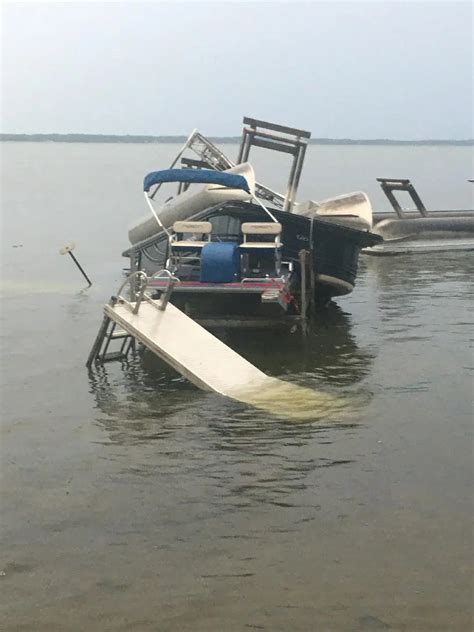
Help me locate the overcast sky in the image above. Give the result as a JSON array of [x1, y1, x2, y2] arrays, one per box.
[[1, 1, 473, 139]]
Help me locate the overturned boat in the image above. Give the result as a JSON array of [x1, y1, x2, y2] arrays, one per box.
[[293, 177, 474, 255], [123, 119, 381, 328], [364, 178, 474, 255]]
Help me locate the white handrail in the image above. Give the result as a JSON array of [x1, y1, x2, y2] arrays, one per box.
[[250, 193, 278, 223], [144, 192, 172, 238], [113, 270, 179, 315]]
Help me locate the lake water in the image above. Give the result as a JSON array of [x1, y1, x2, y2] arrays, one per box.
[[1, 142, 473, 631]]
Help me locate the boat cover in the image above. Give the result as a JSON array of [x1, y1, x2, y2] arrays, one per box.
[[200, 242, 240, 283], [144, 169, 251, 193]]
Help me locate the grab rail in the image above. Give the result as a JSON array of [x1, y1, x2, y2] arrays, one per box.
[[111, 270, 179, 315]]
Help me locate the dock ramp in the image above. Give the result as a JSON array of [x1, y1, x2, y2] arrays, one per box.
[[87, 272, 350, 421]]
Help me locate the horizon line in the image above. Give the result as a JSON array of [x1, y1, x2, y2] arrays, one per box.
[[1, 132, 472, 145]]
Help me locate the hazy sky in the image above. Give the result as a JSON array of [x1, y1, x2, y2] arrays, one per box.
[[1, 1, 473, 138]]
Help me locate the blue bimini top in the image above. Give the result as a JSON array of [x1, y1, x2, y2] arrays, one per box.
[[143, 168, 250, 194]]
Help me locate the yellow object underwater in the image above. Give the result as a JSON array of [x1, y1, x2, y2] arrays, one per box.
[[232, 377, 356, 422]]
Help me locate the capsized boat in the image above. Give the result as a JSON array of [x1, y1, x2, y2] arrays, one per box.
[[364, 178, 474, 255], [293, 177, 474, 255], [123, 119, 381, 329]]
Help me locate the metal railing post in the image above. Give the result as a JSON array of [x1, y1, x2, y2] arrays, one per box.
[[299, 249, 309, 336]]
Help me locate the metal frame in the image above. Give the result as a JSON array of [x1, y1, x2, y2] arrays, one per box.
[[149, 130, 234, 201], [86, 271, 179, 368], [237, 117, 311, 212], [168, 221, 212, 270], [148, 118, 310, 213], [144, 191, 172, 237], [376, 178, 428, 218]]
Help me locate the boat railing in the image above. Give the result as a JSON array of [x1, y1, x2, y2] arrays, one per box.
[[238, 117, 311, 212], [240, 277, 285, 284], [112, 270, 179, 315], [376, 178, 429, 218], [149, 118, 311, 212], [149, 130, 233, 200]]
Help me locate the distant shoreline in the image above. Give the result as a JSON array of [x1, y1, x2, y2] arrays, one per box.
[[1, 133, 472, 146]]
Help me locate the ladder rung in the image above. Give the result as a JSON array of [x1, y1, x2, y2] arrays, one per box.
[[110, 329, 130, 339], [101, 351, 127, 363]]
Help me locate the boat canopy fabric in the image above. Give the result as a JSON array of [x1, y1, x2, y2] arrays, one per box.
[[143, 169, 251, 194]]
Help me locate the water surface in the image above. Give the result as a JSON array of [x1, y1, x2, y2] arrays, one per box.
[[1, 142, 473, 631]]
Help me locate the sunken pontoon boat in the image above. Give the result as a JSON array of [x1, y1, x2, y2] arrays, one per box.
[[364, 178, 474, 254], [123, 119, 381, 328], [293, 177, 474, 255]]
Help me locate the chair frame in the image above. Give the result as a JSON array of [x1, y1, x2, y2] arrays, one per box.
[[239, 222, 283, 277], [168, 220, 212, 269]]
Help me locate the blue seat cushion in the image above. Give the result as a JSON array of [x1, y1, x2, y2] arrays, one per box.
[[200, 242, 240, 283]]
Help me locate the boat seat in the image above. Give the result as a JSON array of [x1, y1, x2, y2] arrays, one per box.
[[239, 222, 283, 249], [169, 220, 213, 269], [171, 239, 209, 250], [239, 222, 283, 277], [170, 221, 212, 250]]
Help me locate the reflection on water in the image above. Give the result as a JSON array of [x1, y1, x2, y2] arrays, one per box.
[[87, 306, 371, 512], [220, 303, 374, 386], [88, 359, 361, 515], [87, 302, 374, 437], [367, 250, 474, 297], [88, 361, 201, 443], [364, 253, 474, 351]]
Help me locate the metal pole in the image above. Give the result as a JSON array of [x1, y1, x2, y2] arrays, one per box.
[[299, 250, 308, 336], [288, 142, 307, 212], [309, 218, 316, 317], [68, 251, 92, 286], [236, 128, 248, 164], [251, 194, 278, 223], [150, 128, 198, 199], [144, 192, 171, 237], [284, 145, 300, 212]]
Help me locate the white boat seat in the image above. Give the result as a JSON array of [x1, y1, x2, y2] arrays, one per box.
[[170, 220, 212, 251], [240, 222, 283, 250], [241, 222, 282, 235], [173, 220, 212, 234]]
